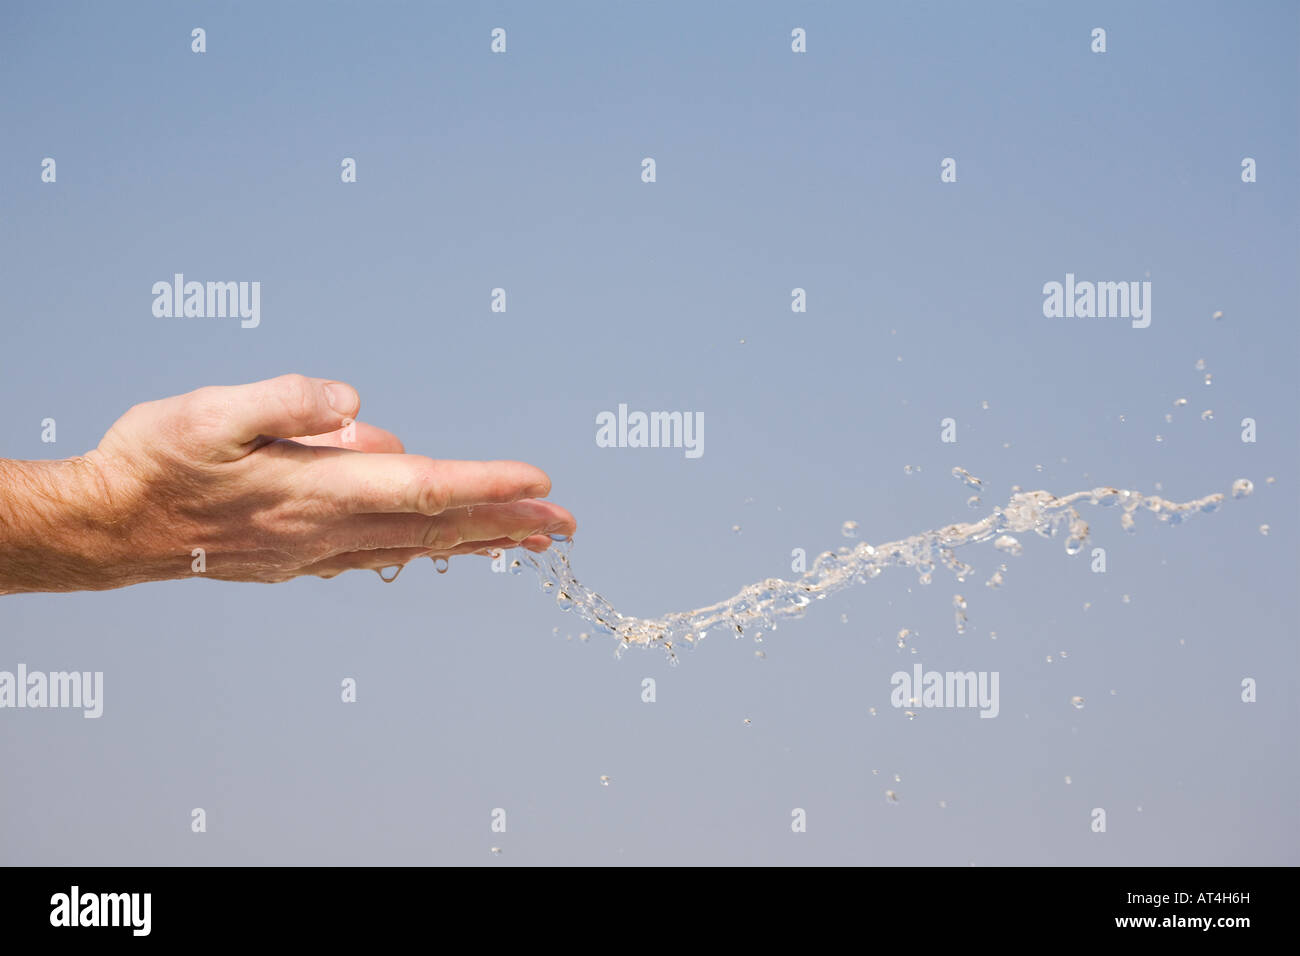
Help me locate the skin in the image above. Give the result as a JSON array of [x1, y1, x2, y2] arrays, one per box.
[[0, 374, 576, 594]]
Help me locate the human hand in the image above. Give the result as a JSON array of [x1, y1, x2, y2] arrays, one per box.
[[0, 374, 575, 592]]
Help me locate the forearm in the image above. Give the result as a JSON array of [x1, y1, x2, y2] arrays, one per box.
[[0, 457, 123, 594]]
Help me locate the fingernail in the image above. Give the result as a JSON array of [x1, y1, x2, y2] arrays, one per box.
[[324, 383, 358, 415]]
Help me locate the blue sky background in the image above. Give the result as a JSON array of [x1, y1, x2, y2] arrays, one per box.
[[1, 0, 1296, 864]]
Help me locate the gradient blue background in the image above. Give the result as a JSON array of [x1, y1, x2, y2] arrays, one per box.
[[1, 0, 1296, 865]]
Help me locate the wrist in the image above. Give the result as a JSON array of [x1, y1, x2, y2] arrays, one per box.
[[0, 455, 134, 594]]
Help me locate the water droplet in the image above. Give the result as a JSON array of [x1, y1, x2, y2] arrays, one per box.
[[893, 773, 902, 782], [731, 524, 742, 534], [1195, 358, 1206, 371], [1045, 655, 1053, 663], [599, 775, 611, 787], [743, 717, 751, 725], [1163, 413, 1173, 424], [1071, 696, 1085, 710], [841, 520, 859, 538], [967, 495, 981, 509], [1259, 524, 1270, 536], [885, 790, 899, 804], [1232, 478, 1254, 498], [986, 570, 1003, 588], [490, 846, 502, 856], [1173, 397, 1188, 407], [738, 337, 746, 345], [1121, 594, 1131, 604], [1204, 373, 1213, 386], [508, 559, 523, 575], [754, 650, 766, 660], [1212, 310, 1223, 320], [952, 467, 983, 489], [433, 556, 450, 574], [994, 535, 1022, 555], [1035, 463, 1044, 473], [1266, 476, 1275, 484], [1059, 650, 1068, 659], [1155, 434, 1164, 443], [980, 400, 990, 410], [904, 711, 917, 720], [840, 613, 848, 624], [1064, 776, 1073, 785], [1201, 409, 1214, 422], [953, 594, 967, 610], [868, 707, 877, 717]]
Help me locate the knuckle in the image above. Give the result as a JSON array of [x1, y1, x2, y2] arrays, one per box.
[[177, 388, 226, 435], [277, 374, 317, 424], [422, 518, 461, 552], [416, 473, 450, 514]]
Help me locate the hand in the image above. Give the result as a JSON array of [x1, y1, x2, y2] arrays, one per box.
[[0, 374, 575, 592]]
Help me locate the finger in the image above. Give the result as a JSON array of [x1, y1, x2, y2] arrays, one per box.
[[315, 455, 552, 515], [304, 536, 535, 579], [471, 534, 553, 555], [191, 374, 361, 456], [305, 546, 432, 579], [320, 500, 575, 552], [293, 421, 405, 454]]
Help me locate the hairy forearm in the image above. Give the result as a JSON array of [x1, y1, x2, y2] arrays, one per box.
[[0, 457, 125, 594]]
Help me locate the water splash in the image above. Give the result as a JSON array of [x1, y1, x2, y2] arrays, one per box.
[[518, 483, 1234, 662]]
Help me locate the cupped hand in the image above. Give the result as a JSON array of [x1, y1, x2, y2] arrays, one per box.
[[81, 374, 575, 586]]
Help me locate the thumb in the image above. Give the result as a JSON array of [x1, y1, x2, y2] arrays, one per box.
[[203, 374, 361, 454]]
